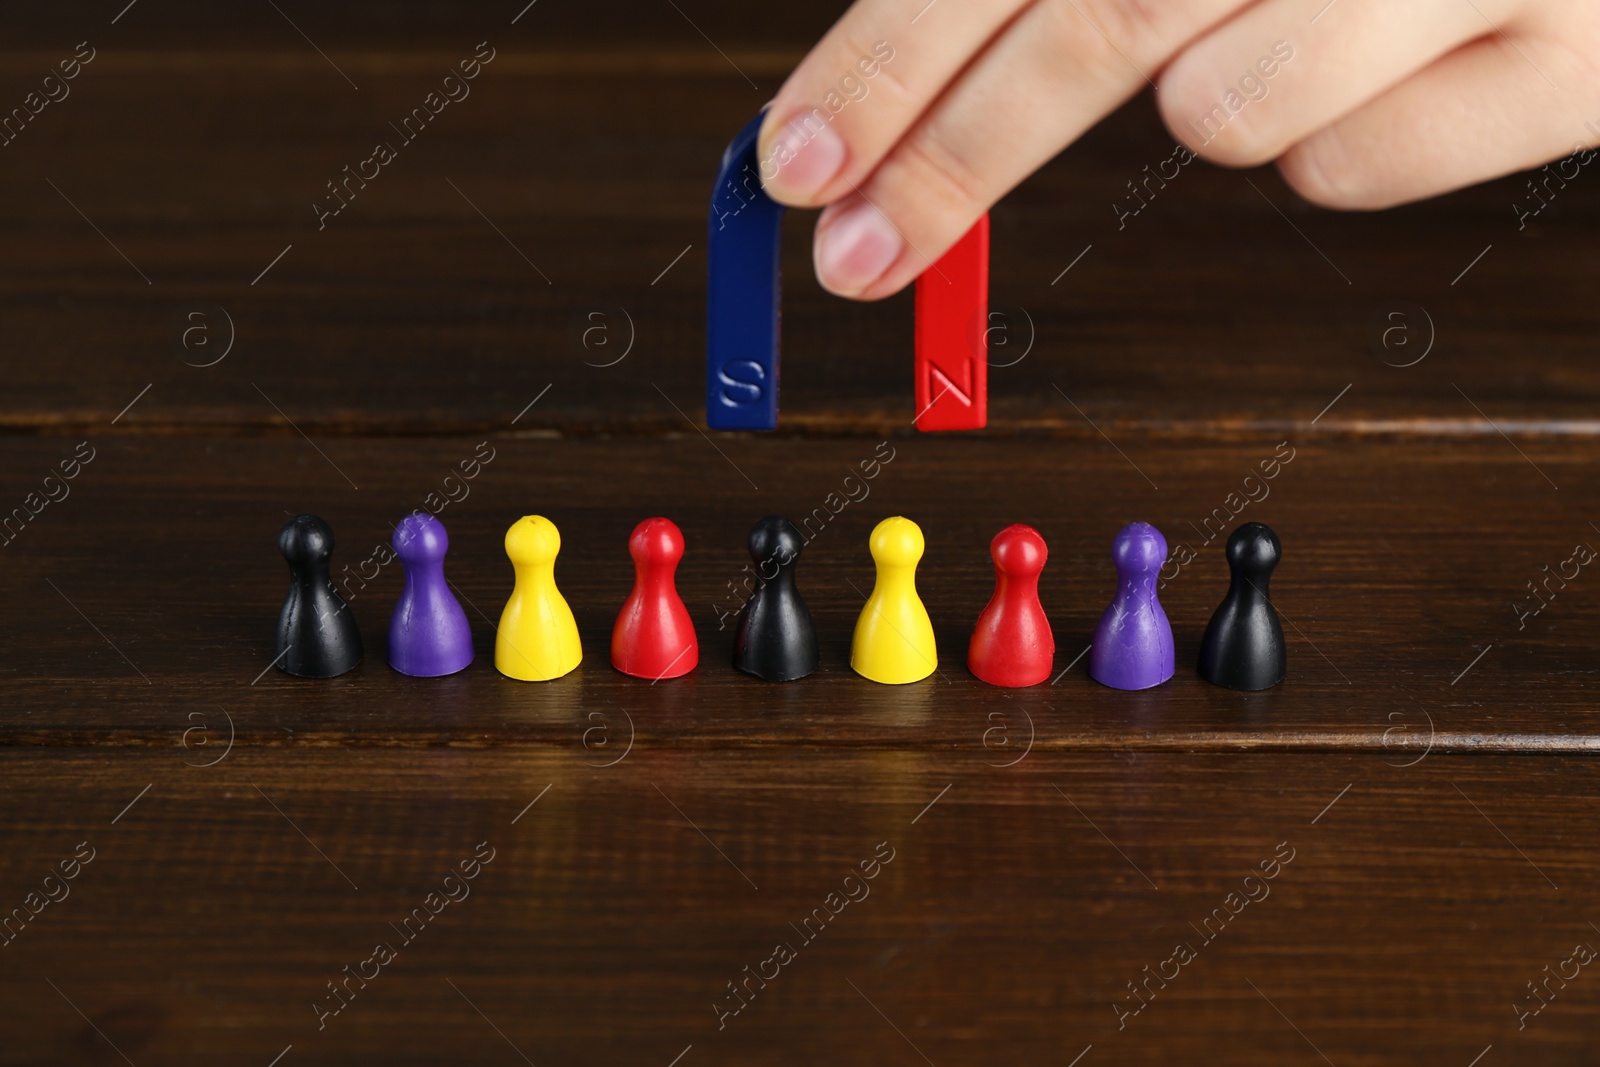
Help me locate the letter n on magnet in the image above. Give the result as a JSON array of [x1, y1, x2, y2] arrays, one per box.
[[914, 213, 988, 431], [706, 111, 786, 431]]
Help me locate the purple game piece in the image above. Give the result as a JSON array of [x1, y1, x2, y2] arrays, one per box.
[[388, 513, 474, 677], [1089, 522, 1175, 691]]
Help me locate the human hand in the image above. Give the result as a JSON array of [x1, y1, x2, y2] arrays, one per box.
[[756, 0, 1600, 299]]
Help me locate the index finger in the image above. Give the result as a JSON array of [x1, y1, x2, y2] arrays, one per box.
[[756, 0, 1031, 207]]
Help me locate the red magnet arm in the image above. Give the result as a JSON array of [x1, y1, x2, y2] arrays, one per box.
[[913, 213, 989, 432]]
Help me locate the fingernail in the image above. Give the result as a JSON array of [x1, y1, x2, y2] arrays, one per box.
[[764, 114, 847, 200], [815, 201, 902, 296]]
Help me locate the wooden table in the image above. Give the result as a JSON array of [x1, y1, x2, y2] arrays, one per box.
[[3, 6, 1600, 1064]]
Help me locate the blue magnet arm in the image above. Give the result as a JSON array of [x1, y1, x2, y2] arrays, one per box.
[[706, 111, 786, 431]]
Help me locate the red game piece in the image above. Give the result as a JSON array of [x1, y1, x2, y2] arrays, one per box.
[[914, 213, 989, 432], [611, 517, 699, 680], [968, 524, 1054, 687]]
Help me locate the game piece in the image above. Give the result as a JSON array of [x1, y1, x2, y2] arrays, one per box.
[[611, 517, 699, 679], [733, 516, 819, 682], [495, 515, 582, 682], [1198, 522, 1287, 691], [706, 110, 785, 432], [386, 513, 473, 678], [968, 523, 1054, 687], [851, 516, 938, 684], [1089, 522, 1174, 691], [914, 212, 989, 431], [274, 514, 362, 678]]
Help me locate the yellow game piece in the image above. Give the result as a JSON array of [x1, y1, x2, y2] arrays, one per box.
[[496, 515, 582, 681], [851, 516, 937, 684]]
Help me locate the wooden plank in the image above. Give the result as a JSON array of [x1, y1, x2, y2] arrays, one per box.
[[0, 2, 847, 51], [1, 434, 1592, 749], [0, 746, 1591, 1065], [0, 52, 1593, 437]]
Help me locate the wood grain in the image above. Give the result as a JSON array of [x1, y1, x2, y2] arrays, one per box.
[[1, 434, 1593, 751], [3, 13, 1598, 1065], [0, 50, 1595, 438], [1, 746, 1595, 1066]]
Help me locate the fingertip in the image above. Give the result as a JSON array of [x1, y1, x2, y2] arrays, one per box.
[[1278, 129, 1400, 210], [758, 110, 850, 207], [1156, 55, 1279, 168], [755, 105, 784, 181], [1275, 143, 1347, 209], [813, 199, 904, 299], [1155, 57, 1218, 158]]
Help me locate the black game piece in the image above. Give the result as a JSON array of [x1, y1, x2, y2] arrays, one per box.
[[1197, 522, 1286, 691], [275, 515, 362, 678], [733, 516, 819, 682]]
